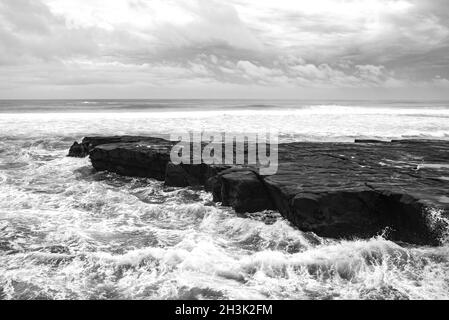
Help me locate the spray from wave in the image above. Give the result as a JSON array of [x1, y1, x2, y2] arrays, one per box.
[[0, 101, 449, 300]]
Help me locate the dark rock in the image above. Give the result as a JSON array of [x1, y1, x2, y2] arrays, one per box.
[[354, 139, 388, 144], [68, 141, 90, 157], [68, 136, 449, 245], [212, 169, 275, 213], [90, 142, 173, 180], [68, 136, 171, 158], [263, 140, 449, 245], [391, 139, 443, 144], [165, 163, 230, 188], [165, 162, 192, 187], [268, 188, 439, 245]]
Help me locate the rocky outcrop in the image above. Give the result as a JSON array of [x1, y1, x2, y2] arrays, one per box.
[[165, 162, 231, 188], [68, 136, 170, 157], [263, 140, 449, 245], [68, 136, 449, 246], [212, 168, 275, 213], [264, 184, 439, 245], [90, 141, 173, 180], [68, 141, 90, 158]]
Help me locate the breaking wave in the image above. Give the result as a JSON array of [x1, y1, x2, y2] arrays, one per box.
[[0, 101, 449, 300], [1, 101, 449, 142]]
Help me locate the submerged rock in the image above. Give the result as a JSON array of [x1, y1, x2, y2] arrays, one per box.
[[68, 136, 449, 245]]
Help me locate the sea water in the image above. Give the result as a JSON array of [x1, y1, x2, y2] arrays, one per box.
[[0, 100, 448, 299]]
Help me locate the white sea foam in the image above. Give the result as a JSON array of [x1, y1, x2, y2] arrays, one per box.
[[0, 102, 448, 299], [1, 104, 449, 142]]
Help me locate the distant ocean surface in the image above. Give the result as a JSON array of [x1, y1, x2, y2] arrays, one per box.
[[1, 99, 449, 142], [0, 100, 448, 300]]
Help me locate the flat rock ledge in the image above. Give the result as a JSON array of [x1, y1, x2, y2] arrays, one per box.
[[69, 136, 449, 246]]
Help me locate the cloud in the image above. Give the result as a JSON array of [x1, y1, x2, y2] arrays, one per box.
[[0, 0, 449, 98]]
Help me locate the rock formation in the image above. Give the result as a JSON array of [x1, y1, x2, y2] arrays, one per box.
[[68, 136, 449, 246]]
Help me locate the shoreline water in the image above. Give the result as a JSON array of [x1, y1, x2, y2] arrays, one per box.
[[1, 100, 449, 299], [1, 101, 449, 143]]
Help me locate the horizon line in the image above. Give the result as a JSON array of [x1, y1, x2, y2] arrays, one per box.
[[1, 98, 449, 101]]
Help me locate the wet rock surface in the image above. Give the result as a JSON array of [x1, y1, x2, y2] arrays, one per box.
[[68, 136, 449, 245], [212, 168, 275, 213], [165, 163, 230, 188], [68, 136, 170, 158], [263, 141, 449, 245], [89, 140, 173, 180]]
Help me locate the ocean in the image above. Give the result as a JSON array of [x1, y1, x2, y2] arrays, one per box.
[[0, 99, 448, 299]]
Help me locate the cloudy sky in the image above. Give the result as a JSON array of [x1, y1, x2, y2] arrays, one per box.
[[1, 0, 449, 99]]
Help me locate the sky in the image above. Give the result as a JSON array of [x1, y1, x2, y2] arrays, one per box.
[[0, 0, 449, 99]]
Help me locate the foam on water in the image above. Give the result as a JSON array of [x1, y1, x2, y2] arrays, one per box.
[[0, 101, 449, 299], [1, 103, 449, 142]]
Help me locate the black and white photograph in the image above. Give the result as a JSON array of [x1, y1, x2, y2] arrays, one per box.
[[0, 0, 449, 307]]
